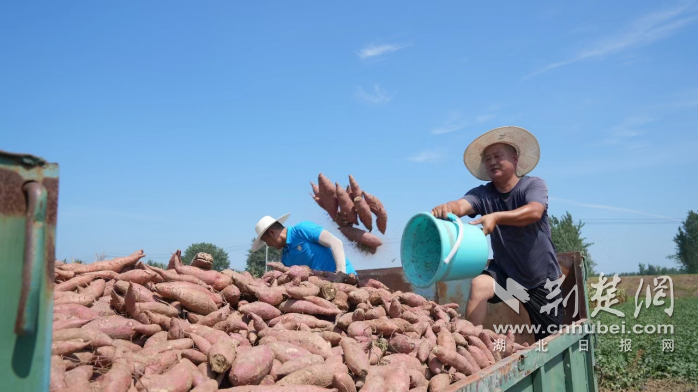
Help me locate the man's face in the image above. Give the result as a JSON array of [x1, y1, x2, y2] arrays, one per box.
[[482, 143, 518, 181], [261, 228, 284, 249]]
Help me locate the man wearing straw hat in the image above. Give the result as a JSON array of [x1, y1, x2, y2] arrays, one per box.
[[252, 213, 358, 276], [431, 126, 563, 340]]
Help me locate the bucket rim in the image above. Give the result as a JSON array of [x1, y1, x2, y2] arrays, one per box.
[[401, 211, 450, 288]]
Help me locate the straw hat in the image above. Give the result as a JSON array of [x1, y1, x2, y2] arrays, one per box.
[[252, 213, 290, 251], [463, 126, 540, 181]]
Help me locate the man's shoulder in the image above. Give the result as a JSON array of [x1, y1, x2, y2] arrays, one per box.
[[519, 176, 546, 188], [292, 221, 322, 230], [466, 182, 493, 196]]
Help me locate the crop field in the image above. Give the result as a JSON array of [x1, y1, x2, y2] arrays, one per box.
[[591, 275, 698, 391]]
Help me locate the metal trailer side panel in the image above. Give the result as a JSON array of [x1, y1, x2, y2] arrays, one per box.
[[0, 151, 59, 391]]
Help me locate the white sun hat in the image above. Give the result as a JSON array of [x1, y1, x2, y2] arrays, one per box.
[[463, 126, 540, 181], [252, 213, 291, 251]]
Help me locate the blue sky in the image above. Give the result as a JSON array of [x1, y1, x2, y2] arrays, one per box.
[[2, 1, 696, 274]]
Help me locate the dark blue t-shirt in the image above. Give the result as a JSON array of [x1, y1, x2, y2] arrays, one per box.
[[462, 176, 561, 289]]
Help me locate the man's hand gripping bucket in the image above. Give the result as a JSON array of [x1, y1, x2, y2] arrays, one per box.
[[401, 212, 489, 288]]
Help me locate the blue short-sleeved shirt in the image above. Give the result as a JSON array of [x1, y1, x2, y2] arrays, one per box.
[[282, 221, 357, 275]]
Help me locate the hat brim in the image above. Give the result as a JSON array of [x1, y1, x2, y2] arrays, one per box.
[[463, 126, 540, 181], [252, 213, 290, 252]]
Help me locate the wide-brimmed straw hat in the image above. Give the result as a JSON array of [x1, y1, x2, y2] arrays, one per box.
[[463, 126, 540, 181], [252, 213, 290, 251]]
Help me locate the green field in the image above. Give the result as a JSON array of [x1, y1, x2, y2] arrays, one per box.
[[592, 294, 698, 390]]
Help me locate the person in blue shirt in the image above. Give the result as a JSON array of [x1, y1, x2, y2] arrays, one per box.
[[252, 213, 357, 276]]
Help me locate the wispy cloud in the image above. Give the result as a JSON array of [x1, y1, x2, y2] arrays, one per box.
[[409, 150, 443, 163], [550, 197, 673, 219], [355, 85, 395, 105], [357, 43, 410, 59], [602, 116, 654, 145], [430, 110, 496, 135], [525, 3, 698, 79]]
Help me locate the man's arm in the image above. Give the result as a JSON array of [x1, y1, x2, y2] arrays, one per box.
[[470, 202, 545, 235], [317, 230, 347, 273], [432, 199, 477, 219]]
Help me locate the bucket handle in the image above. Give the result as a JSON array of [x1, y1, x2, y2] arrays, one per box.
[[443, 213, 464, 265]]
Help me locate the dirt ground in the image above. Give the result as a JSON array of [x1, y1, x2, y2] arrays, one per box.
[[601, 379, 698, 392]]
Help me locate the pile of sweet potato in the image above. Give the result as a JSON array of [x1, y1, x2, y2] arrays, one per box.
[[51, 249, 527, 392], [311, 174, 388, 254]]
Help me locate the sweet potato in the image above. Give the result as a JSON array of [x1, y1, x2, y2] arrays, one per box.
[[363, 191, 387, 234], [53, 328, 113, 347], [154, 283, 217, 315], [66, 250, 145, 274], [467, 344, 491, 368], [382, 366, 410, 392], [378, 353, 423, 374], [336, 183, 358, 225], [117, 269, 160, 285], [266, 341, 313, 363], [258, 330, 333, 358], [285, 281, 320, 299], [388, 334, 420, 354], [338, 226, 382, 248], [83, 315, 161, 340], [209, 338, 237, 373], [101, 359, 132, 392], [52, 340, 91, 356], [332, 291, 349, 311], [310, 181, 325, 209], [64, 365, 93, 389], [277, 363, 335, 387], [172, 249, 232, 290], [197, 305, 231, 327], [479, 331, 502, 362], [437, 330, 457, 352], [277, 354, 324, 377], [53, 318, 92, 331], [341, 338, 369, 377], [318, 173, 338, 219], [91, 300, 117, 317], [279, 299, 342, 316], [191, 333, 212, 354], [191, 379, 219, 392], [55, 274, 97, 292], [249, 285, 286, 306], [432, 346, 478, 376], [333, 372, 357, 392], [218, 387, 335, 392], [221, 284, 241, 306], [55, 268, 75, 281], [228, 345, 274, 386], [429, 374, 451, 392], [190, 252, 214, 270], [240, 302, 282, 320], [137, 357, 195, 391], [467, 335, 495, 364]]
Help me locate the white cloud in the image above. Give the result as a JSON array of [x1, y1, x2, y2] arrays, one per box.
[[408, 150, 443, 163], [355, 85, 395, 104], [430, 111, 496, 135], [550, 197, 673, 219], [357, 43, 410, 59], [525, 3, 698, 79], [602, 116, 654, 145]]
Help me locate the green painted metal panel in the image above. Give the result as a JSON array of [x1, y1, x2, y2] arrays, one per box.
[[0, 150, 58, 391]]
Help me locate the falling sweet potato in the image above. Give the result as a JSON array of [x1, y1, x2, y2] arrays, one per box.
[[338, 226, 382, 248], [309, 181, 324, 208], [335, 183, 358, 225], [363, 191, 387, 234], [317, 173, 338, 219]]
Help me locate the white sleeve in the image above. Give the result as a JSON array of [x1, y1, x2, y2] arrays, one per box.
[[317, 230, 347, 273]]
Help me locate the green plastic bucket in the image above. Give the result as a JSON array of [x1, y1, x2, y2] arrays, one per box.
[[401, 212, 488, 288]]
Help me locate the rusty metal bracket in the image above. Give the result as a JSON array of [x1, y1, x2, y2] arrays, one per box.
[[14, 181, 48, 335]]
